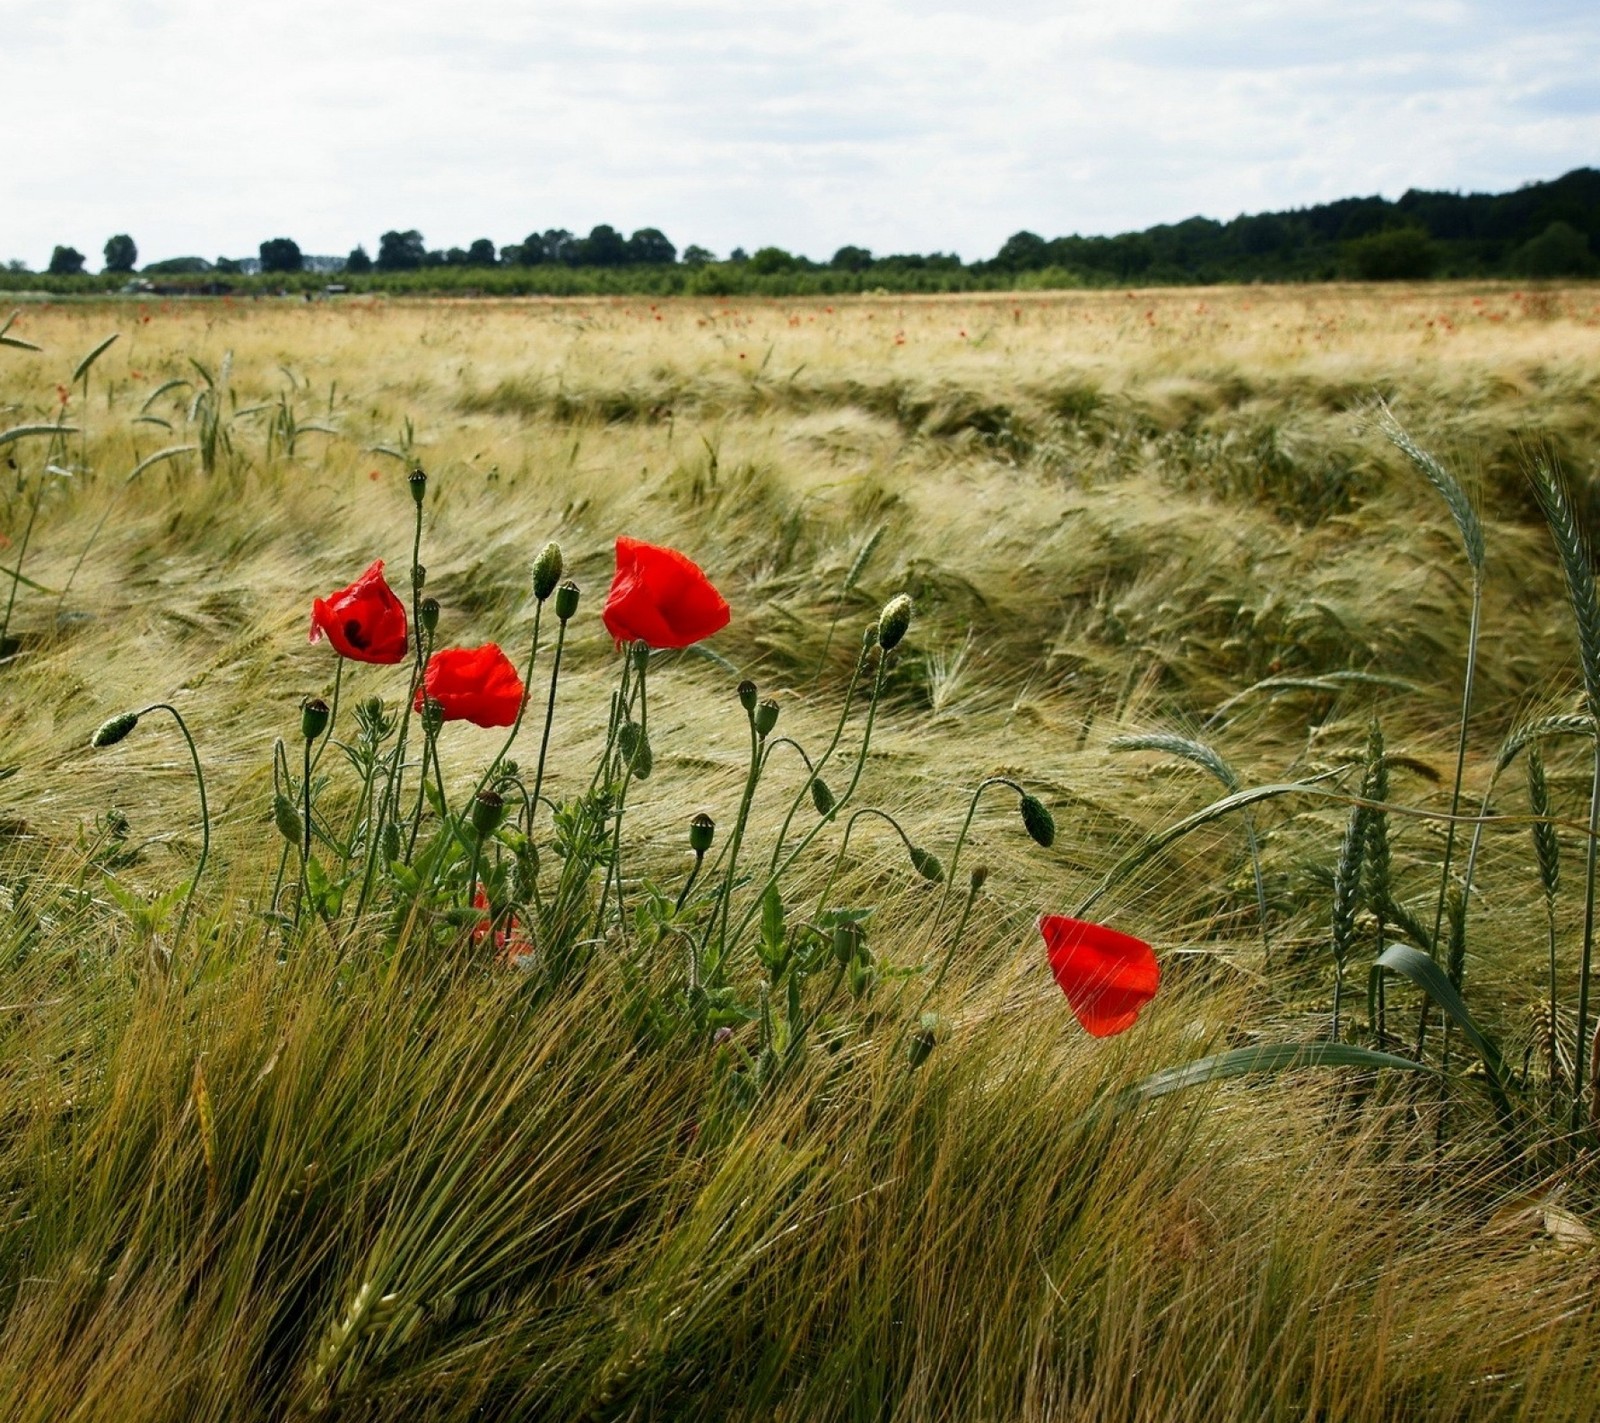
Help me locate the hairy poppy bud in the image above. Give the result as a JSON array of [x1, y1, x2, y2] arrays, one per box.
[[810, 776, 835, 815], [969, 865, 989, 893], [877, 594, 913, 652], [90, 711, 139, 748], [532, 542, 563, 602], [1019, 794, 1056, 848], [420, 696, 445, 736], [754, 699, 779, 737], [630, 639, 650, 674], [273, 793, 301, 843], [300, 696, 330, 741], [909, 846, 944, 883], [689, 812, 715, 854], [737, 679, 758, 713], [381, 821, 402, 863], [419, 597, 440, 636], [555, 579, 580, 622], [908, 1012, 943, 1069], [472, 789, 505, 838], [408, 467, 427, 506], [618, 721, 653, 779]]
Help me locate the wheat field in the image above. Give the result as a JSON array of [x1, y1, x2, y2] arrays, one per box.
[[1, 283, 1599, 1420]]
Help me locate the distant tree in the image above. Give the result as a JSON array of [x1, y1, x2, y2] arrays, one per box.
[[345, 245, 373, 274], [681, 244, 715, 267], [443, 248, 470, 266], [1232, 214, 1288, 257], [748, 246, 797, 274], [216, 256, 243, 274], [375, 230, 426, 271], [1510, 221, 1594, 277], [1346, 227, 1438, 281], [103, 233, 138, 273], [574, 224, 628, 266], [143, 257, 214, 275], [466, 238, 498, 266], [1338, 200, 1392, 241], [830, 245, 873, 271], [728, 247, 749, 264], [47, 245, 86, 276], [626, 228, 676, 264], [259, 237, 304, 273], [993, 231, 1048, 270], [498, 243, 522, 265], [5, 260, 30, 273]]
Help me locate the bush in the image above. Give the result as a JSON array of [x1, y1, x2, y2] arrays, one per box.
[[1346, 227, 1439, 281], [1511, 221, 1594, 278]]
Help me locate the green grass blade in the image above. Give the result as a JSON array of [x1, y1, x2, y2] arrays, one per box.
[[0, 423, 79, 448], [140, 378, 193, 414], [127, 445, 199, 482], [1120, 1042, 1431, 1105], [1372, 944, 1511, 1112], [71, 333, 119, 385]]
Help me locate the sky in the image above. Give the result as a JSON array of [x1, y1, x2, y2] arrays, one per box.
[[5, 0, 1597, 269]]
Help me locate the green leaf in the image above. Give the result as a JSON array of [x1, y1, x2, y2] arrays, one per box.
[[71, 333, 119, 385], [127, 444, 197, 482], [0, 311, 41, 352], [0, 566, 59, 594], [0, 423, 77, 449], [1121, 1042, 1431, 1107], [761, 883, 785, 955], [1370, 943, 1512, 1113], [140, 378, 192, 414]]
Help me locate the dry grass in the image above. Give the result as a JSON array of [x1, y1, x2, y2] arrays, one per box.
[[2, 283, 1599, 1418]]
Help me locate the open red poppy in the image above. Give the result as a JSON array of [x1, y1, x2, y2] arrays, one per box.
[[473, 885, 535, 964], [602, 536, 730, 649], [309, 559, 409, 664], [1039, 914, 1160, 1037], [414, 643, 525, 728]]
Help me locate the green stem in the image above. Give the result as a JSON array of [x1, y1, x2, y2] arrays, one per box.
[[309, 657, 343, 777], [139, 703, 210, 947], [528, 617, 568, 830], [597, 659, 647, 942], [704, 709, 764, 975], [765, 653, 869, 877], [934, 776, 1025, 927], [1572, 738, 1600, 1132], [1430, 577, 1482, 947], [922, 875, 983, 1008]]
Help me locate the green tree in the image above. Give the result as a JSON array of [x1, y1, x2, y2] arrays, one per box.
[[748, 246, 798, 275], [681, 244, 715, 267], [831, 245, 873, 271], [466, 238, 498, 266], [345, 245, 373, 274], [574, 224, 628, 266], [47, 245, 86, 276], [102, 233, 138, 273], [1346, 227, 1438, 281], [1510, 221, 1594, 277], [626, 228, 676, 264], [993, 231, 1048, 270], [259, 237, 303, 274], [375, 230, 425, 271]]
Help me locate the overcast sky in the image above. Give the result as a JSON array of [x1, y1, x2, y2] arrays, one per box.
[[6, 0, 1596, 268]]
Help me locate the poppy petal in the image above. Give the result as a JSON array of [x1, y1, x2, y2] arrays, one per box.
[[602, 536, 730, 650], [309, 559, 409, 664], [1038, 914, 1160, 1037]]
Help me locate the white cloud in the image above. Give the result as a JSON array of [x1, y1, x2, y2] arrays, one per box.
[[2, 0, 1594, 268]]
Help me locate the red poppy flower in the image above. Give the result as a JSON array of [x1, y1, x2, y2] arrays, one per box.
[[1039, 914, 1160, 1038], [473, 885, 535, 964], [309, 559, 408, 664], [414, 643, 524, 727], [602, 536, 730, 650]]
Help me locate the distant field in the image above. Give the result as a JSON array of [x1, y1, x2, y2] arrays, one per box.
[[2, 284, 1600, 1419]]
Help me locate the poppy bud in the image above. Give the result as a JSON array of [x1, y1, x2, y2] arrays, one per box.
[[908, 1012, 943, 1069], [300, 696, 330, 741], [877, 594, 913, 652], [272, 793, 301, 843], [90, 711, 139, 748], [630, 639, 650, 674], [408, 467, 427, 506], [754, 699, 779, 737], [737, 679, 758, 713], [849, 960, 875, 999], [618, 721, 653, 779], [1019, 794, 1056, 848], [555, 579, 580, 622], [419, 597, 440, 636], [969, 865, 989, 893], [832, 920, 863, 966], [472, 789, 505, 837], [413, 563, 427, 592], [810, 776, 835, 815], [381, 821, 402, 863], [689, 812, 715, 854], [420, 697, 445, 736], [532, 542, 563, 602], [909, 846, 944, 883]]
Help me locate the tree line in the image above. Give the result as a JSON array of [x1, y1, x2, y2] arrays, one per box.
[[20, 167, 1599, 292]]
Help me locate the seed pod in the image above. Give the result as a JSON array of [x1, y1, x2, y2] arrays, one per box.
[[1019, 794, 1056, 848], [412, 563, 427, 592], [737, 679, 758, 713], [471, 789, 505, 838], [909, 846, 944, 883], [301, 696, 331, 741], [630, 640, 650, 674], [381, 821, 402, 863], [555, 579, 580, 622], [420, 697, 445, 737], [969, 864, 989, 893], [419, 597, 440, 636], [832, 919, 863, 966], [876, 593, 914, 652], [273, 793, 301, 843], [408, 467, 427, 505], [754, 699, 779, 737], [90, 711, 139, 748], [810, 776, 835, 815], [689, 812, 715, 854], [532, 541, 563, 602], [908, 1012, 943, 1069]]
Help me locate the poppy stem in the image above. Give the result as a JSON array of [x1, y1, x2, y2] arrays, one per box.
[[934, 776, 1023, 929], [922, 875, 983, 1007], [597, 658, 647, 942], [468, 602, 543, 824], [308, 657, 343, 778], [298, 733, 313, 921], [137, 703, 210, 948], [705, 700, 764, 980], [527, 617, 568, 834], [675, 848, 706, 914], [812, 807, 916, 920]]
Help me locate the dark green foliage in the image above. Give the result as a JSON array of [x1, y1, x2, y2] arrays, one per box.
[[1511, 221, 1594, 278], [376, 230, 425, 271], [102, 233, 137, 273], [345, 245, 372, 274], [47, 245, 85, 276], [259, 237, 303, 274], [1346, 228, 1439, 281]]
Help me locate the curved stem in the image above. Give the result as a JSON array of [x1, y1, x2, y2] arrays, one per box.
[[528, 617, 568, 831], [765, 653, 869, 877], [922, 874, 982, 1008], [704, 711, 764, 975], [934, 776, 1024, 927], [308, 657, 343, 777], [812, 807, 915, 918], [140, 703, 210, 946]]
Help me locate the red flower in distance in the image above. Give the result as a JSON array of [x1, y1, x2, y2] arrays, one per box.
[[1039, 914, 1160, 1038], [602, 536, 730, 649], [473, 885, 535, 964], [414, 643, 524, 727], [309, 559, 408, 664]]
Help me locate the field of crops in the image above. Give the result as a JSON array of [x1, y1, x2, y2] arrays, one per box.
[[2, 283, 1600, 1420]]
